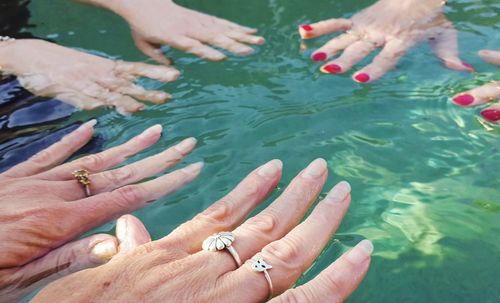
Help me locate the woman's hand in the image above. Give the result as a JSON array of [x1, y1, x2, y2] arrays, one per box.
[[452, 50, 500, 123], [0, 121, 201, 301], [82, 0, 265, 63], [33, 159, 372, 303], [300, 0, 471, 83], [0, 39, 180, 114]]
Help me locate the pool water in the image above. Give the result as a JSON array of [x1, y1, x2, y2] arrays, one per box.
[[17, 0, 500, 301]]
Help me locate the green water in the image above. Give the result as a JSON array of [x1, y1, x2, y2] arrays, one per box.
[[27, 0, 499, 302]]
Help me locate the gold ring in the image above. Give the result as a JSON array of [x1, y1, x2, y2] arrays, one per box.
[[73, 169, 92, 197]]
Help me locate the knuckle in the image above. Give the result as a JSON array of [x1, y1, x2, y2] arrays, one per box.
[[317, 274, 344, 302], [113, 185, 145, 207], [278, 289, 309, 303], [245, 212, 279, 234], [30, 150, 52, 165], [262, 237, 301, 264], [102, 166, 135, 186], [195, 199, 234, 229], [80, 154, 105, 170]]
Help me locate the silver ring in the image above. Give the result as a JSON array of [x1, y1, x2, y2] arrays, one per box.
[[202, 232, 242, 267], [250, 257, 274, 300]]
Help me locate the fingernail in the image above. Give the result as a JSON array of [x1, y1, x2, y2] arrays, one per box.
[[462, 62, 475, 72], [76, 119, 97, 133], [325, 181, 351, 203], [139, 124, 162, 139], [181, 161, 204, 175], [300, 24, 313, 31], [175, 137, 197, 153], [354, 73, 370, 83], [257, 159, 283, 178], [302, 158, 327, 179], [452, 94, 474, 106], [115, 216, 128, 241], [480, 109, 500, 123], [312, 52, 327, 62], [322, 64, 342, 74], [91, 239, 118, 263], [345, 240, 373, 264]]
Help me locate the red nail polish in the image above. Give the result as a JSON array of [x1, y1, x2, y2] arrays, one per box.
[[312, 52, 327, 61], [480, 109, 500, 123], [452, 94, 474, 106], [301, 24, 313, 31], [354, 73, 370, 83], [322, 64, 342, 74], [462, 62, 475, 72]]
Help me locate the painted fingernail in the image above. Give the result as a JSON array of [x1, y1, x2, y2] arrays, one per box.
[[345, 239, 373, 264], [322, 64, 342, 74], [462, 62, 475, 71], [139, 124, 162, 139], [325, 181, 351, 203], [91, 239, 118, 263], [480, 109, 500, 123], [257, 159, 283, 178], [181, 161, 204, 175], [300, 24, 313, 31], [175, 137, 197, 154], [302, 158, 327, 179], [312, 52, 327, 62], [354, 73, 370, 83], [452, 94, 474, 106], [76, 119, 97, 133]]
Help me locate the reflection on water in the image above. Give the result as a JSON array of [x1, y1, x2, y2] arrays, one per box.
[[3, 0, 499, 302]]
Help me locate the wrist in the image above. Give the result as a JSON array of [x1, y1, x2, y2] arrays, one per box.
[[79, 0, 173, 16]]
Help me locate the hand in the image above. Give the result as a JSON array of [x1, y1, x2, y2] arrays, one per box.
[[90, 0, 265, 63], [452, 50, 500, 123], [299, 0, 472, 83], [33, 159, 372, 303], [0, 121, 201, 301], [0, 39, 180, 114]]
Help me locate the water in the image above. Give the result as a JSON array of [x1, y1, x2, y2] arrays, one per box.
[[10, 0, 500, 301]]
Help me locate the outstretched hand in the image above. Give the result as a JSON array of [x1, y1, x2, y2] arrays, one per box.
[[0, 121, 201, 301], [33, 159, 372, 303], [452, 50, 500, 123], [0, 39, 180, 114], [300, 0, 472, 83]]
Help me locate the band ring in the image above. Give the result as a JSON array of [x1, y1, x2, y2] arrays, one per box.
[[73, 169, 92, 197], [250, 257, 274, 300], [202, 232, 242, 267]]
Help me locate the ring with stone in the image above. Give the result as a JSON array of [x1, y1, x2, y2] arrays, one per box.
[[202, 232, 242, 267]]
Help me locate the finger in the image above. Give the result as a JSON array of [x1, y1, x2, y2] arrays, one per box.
[[54, 91, 110, 110], [478, 49, 500, 67], [226, 31, 266, 45], [116, 215, 151, 256], [352, 39, 412, 83], [132, 30, 172, 65], [159, 159, 283, 253], [451, 81, 500, 107], [270, 240, 373, 303], [203, 34, 255, 56], [115, 84, 171, 104], [299, 18, 352, 39], [103, 91, 146, 115], [311, 33, 359, 62], [87, 137, 197, 196], [215, 18, 258, 34], [430, 25, 473, 72], [69, 162, 203, 235], [2, 120, 95, 178], [480, 103, 500, 124], [6, 234, 118, 303], [197, 158, 328, 274], [114, 61, 180, 83], [41, 124, 163, 180], [320, 40, 376, 74], [170, 36, 227, 61]]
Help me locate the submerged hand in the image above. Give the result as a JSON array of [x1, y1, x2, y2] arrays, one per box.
[[33, 159, 372, 303], [0, 39, 180, 114], [0, 122, 201, 301], [300, 0, 471, 82], [89, 0, 265, 63], [452, 50, 500, 123]]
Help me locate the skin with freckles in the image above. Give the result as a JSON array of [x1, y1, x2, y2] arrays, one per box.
[[452, 49, 500, 124], [300, 0, 472, 82], [33, 159, 372, 303], [0, 39, 180, 114], [79, 0, 265, 63], [0, 121, 201, 302]]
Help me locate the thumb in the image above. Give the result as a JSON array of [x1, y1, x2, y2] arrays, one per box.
[[131, 30, 172, 66], [116, 214, 152, 256]]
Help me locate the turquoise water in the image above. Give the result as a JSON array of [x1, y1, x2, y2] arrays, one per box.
[[26, 0, 500, 301]]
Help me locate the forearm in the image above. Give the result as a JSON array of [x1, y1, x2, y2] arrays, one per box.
[[75, 0, 172, 17]]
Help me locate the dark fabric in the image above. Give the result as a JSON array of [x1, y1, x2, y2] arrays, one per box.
[[0, 0, 35, 38]]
